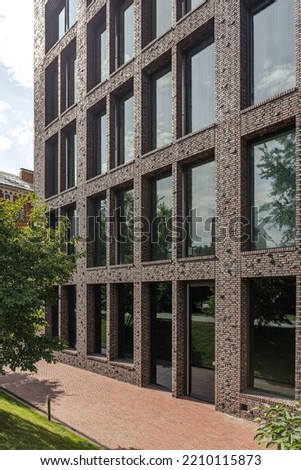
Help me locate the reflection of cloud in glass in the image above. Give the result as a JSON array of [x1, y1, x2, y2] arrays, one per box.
[[253, 0, 295, 103]]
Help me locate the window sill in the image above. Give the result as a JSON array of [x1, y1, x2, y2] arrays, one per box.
[[109, 360, 134, 370], [177, 254, 215, 262], [63, 349, 78, 357], [110, 57, 135, 79], [110, 263, 135, 269], [176, 123, 215, 144], [87, 355, 107, 364], [241, 87, 297, 115], [45, 116, 59, 130], [86, 265, 107, 271], [142, 142, 173, 159], [240, 390, 295, 405], [241, 245, 296, 256], [86, 171, 108, 184], [86, 78, 108, 97], [59, 186, 78, 197], [110, 159, 134, 174], [60, 102, 77, 118], [142, 259, 172, 266]]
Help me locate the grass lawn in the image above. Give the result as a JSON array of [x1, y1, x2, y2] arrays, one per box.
[[0, 390, 99, 450]]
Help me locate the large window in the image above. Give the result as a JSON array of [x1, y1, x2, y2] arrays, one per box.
[[151, 0, 172, 39], [58, 0, 77, 40], [151, 282, 172, 390], [66, 285, 76, 349], [184, 38, 215, 134], [249, 277, 296, 398], [63, 126, 77, 190], [151, 67, 172, 150], [45, 135, 58, 198], [62, 48, 76, 111], [186, 160, 215, 256], [95, 23, 107, 84], [95, 111, 107, 175], [116, 188, 133, 264], [118, 283, 133, 362], [117, 91, 134, 165], [250, 129, 296, 249], [151, 175, 172, 261], [45, 59, 58, 125], [91, 197, 107, 267], [251, 0, 295, 104], [117, 0, 134, 67], [94, 284, 107, 355], [65, 205, 77, 256]]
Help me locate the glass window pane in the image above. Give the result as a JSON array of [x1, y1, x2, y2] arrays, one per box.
[[152, 175, 172, 260], [187, 160, 215, 256], [252, 0, 295, 103], [152, 0, 172, 39], [95, 25, 107, 84], [118, 92, 134, 165], [251, 130, 296, 249], [118, 0, 134, 66], [118, 284, 133, 362], [152, 68, 172, 149], [94, 284, 106, 355], [68, 0, 77, 28], [185, 0, 205, 14], [117, 189, 133, 264], [95, 198, 106, 267], [58, 7, 66, 39], [151, 282, 172, 390], [66, 52, 76, 109], [186, 39, 215, 133], [250, 277, 296, 398], [95, 112, 107, 175]]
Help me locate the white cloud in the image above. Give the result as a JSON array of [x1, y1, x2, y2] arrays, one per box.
[[0, 1, 34, 89], [0, 135, 13, 152], [0, 100, 11, 123], [9, 121, 33, 147]]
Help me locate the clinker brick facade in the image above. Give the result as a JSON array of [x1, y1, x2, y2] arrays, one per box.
[[35, 0, 301, 419]]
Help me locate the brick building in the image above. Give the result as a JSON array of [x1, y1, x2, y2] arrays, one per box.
[[0, 168, 34, 201], [34, 0, 300, 418]]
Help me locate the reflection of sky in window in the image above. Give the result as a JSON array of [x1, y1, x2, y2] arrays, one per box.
[[100, 114, 107, 173], [253, 0, 295, 103], [155, 0, 172, 37], [191, 0, 205, 9], [156, 70, 172, 148], [100, 29, 107, 82], [124, 2, 134, 63], [69, 0, 77, 28], [124, 95, 134, 162], [191, 160, 215, 247], [253, 133, 295, 248], [190, 41, 215, 131]]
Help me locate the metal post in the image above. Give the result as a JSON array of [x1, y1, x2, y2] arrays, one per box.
[[47, 394, 51, 421]]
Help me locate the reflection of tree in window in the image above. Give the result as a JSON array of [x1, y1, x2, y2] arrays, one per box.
[[250, 277, 296, 398], [251, 130, 295, 249], [152, 176, 172, 260]]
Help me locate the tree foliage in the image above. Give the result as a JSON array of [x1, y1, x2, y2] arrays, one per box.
[[0, 194, 77, 374], [254, 402, 301, 450]]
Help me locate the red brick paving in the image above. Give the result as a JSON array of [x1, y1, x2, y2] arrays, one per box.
[[0, 361, 261, 450]]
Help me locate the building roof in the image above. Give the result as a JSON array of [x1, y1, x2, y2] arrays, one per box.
[[0, 171, 34, 192]]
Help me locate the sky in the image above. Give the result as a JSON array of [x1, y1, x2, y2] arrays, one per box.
[[0, 1, 34, 175]]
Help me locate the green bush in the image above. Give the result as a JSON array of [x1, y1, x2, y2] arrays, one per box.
[[254, 402, 301, 450]]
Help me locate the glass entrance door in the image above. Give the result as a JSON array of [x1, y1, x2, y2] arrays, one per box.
[[187, 283, 215, 402]]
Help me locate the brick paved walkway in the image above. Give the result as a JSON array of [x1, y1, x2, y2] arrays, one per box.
[[0, 361, 261, 450]]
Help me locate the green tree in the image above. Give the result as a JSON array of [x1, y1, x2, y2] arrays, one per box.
[[0, 194, 77, 374]]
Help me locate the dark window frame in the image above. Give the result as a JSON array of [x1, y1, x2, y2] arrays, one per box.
[[116, 90, 134, 166], [117, 0, 134, 68], [150, 64, 172, 151]]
